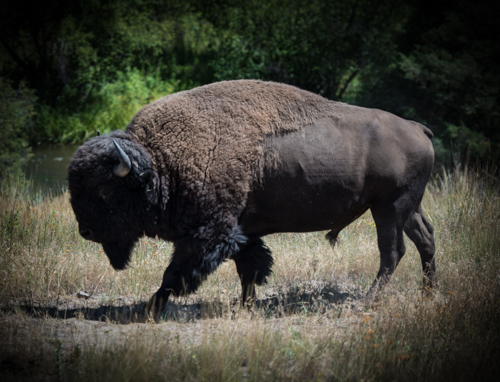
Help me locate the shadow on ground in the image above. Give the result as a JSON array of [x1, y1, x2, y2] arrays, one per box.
[[3, 283, 357, 324]]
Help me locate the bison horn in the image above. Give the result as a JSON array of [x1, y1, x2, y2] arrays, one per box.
[[112, 139, 132, 177]]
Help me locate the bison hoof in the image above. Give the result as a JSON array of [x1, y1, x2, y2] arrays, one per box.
[[144, 294, 168, 321]]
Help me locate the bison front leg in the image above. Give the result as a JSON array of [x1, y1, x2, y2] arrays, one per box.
[[144, 260, 186, 319], [232, 239, 273, 306], [144, 238, 215, 319], [145, 232, 247, 319]]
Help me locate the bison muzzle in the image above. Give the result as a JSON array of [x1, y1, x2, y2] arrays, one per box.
[[68, 80, 436, 318]]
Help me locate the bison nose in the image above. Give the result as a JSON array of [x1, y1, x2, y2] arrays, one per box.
[[79, 227, 94, 240]]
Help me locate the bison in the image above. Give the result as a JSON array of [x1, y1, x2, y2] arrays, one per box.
[[68, 80, 436, 317]]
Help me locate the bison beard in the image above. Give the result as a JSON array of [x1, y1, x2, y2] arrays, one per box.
[[102, 240, 135, 271], [68, 79, 437, 320]]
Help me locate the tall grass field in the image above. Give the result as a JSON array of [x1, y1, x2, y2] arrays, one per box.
[[1, 166, 499, 381]]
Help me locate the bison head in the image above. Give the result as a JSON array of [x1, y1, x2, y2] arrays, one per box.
[[68, 131, 161, 270]]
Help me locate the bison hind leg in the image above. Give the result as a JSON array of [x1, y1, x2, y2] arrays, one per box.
[[403, 205, 436, 290], [232, 238, 273, 306], [367, 201, 411, 302]]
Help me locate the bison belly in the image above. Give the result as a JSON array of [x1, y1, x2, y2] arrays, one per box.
[[239, 119, 372, 237]]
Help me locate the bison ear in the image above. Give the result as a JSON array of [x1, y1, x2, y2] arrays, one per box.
[[141, 169, 161, 206]]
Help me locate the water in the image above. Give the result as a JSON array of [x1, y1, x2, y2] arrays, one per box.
[[24, 145, 79, 194]]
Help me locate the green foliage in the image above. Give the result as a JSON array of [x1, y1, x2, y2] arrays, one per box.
[[206, 0, 411, 100], [355, 0, 500, 163], [1, 0, 219, 144], [444, 123, 494, 162], [36, 68, 180, 144], [0, 78, 36, 179], [0, 0, 498, 164]]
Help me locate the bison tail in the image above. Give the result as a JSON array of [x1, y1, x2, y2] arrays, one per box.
[[423, 125, 434, 139], [412, 121, 434, 139]]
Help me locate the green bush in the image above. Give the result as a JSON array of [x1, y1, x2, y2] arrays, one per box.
[[0, 78, 36, 179], [36, 69, 181, 144], [444, 122, 496, 163]]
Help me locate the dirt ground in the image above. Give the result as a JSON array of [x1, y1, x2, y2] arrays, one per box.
[[0, 280, 360, 368]]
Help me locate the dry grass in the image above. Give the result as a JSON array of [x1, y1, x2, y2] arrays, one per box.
[[1, 166, 499, 381]]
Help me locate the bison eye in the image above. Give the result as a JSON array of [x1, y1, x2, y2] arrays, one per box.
[[99, 187, 114, 201]]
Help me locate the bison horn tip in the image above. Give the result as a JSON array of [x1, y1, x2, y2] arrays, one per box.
[[112, 139, 132, 177]]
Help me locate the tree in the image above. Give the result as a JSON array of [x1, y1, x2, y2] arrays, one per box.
[[356, 0, 500, 161], [0, 78, 36, 178], [203, 0, 411, 100]]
